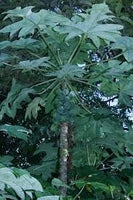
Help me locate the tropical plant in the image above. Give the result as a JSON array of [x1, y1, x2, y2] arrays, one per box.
[[0, 2, 133, 199], [0, 165, 61, 200], [0, 164, 43, 200]]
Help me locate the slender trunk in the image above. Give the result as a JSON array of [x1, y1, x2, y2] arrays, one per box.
[[59, 122, 69, 197], [68, 124, 74, 171]]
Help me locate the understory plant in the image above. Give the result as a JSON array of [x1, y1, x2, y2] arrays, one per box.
[[0, 164, 43, 200], [0, 2, 133, 199]]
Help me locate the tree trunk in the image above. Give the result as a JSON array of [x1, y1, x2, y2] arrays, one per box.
[[59, 122, 69, 197], [68, 124, 74, 171]]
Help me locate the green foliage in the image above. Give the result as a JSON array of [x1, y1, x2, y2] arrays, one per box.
[[18, 57, 50, 72], [0, 38, 38, 50], [0, 165, 43, 199], [0, 2, 133, 200], [0, 165, 61, 200], [55, 3, 123, 47], [0, 6, 69, 37], [0, 2, 128, 119], [37, 196, 60, 200], [84, 0, 133, 37], [0, 79, 35, 120], [52, 178, 70, 189], [25, 97, 45, 119], [29, 143, 58, 180], [73, 113, 126, 168], [0, 124, 29, 141], [0, 155, 14, 166], [70, 168, 133, 200], [0, 53, 12, 67], [0, 3, 123, 49], [112, 36, 133, 62], [49, 65, 85, 80]]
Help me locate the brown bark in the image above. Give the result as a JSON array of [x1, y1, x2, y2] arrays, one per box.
[[68, 124, 74, 171], [59, 122, 69, 197]]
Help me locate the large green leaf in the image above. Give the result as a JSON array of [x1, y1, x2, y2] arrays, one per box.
[[0, 79, 23, 119], [106, 60, 133, 77], [111, 156, 133, 169], [0, 38, 38, 50], [0, 6, 70, 37], [112, 36, 133, 62], [16, 174, 43, 192], [0, 167, 43, 200], [0, 4, 122, 49], [0, 124, 30, 141], [48, 64, 85, 79], [25, 97, 45, 119], [28, 160, 57, 180], [0, 167, 25, 200], [75, 116, 101, 141], [118, 80, 133, 106], [0, 79, 35, 120], [18, 57, 50, 71], [29, 143, 58, 180], [100, 79, 119, 96], [54, 3, 123, 47]]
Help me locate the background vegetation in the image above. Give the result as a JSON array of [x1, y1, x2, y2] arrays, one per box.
[[0, 0, 133, 199]]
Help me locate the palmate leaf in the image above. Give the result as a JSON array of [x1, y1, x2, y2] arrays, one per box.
[[118, 80, 133, 106], [0, 6, 70, 37], [48, 64, 85, 80], [28, 160, 57, 181], [100, 79, 119, 96], [0, 7, 37, 37], [0, 124, 30, 141], [75, 116, 101, 142], [0, 79, 23, 119], [0, 4, 123, 48], [0, 38, 39, 50], [99, 61, 133, 102], [112, 36, 133, 62], [54, 3, 123, 47], [111, 156, 133, 169], [34, 143, 58, 161], [12, 87, 35, 108], [29, 143, 58, 180], [25, 97, 45, 119], [74, 114, 125, 167], [18, 57, 50, 71], [0, 79, 35, 120], [106, 60, 133, 77]]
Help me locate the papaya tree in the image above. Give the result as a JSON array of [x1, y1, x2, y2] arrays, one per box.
[[0, 3, 133, 199]]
